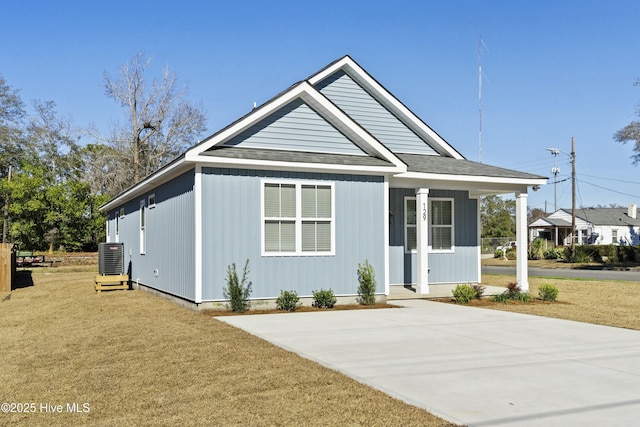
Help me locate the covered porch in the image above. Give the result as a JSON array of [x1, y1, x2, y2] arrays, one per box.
[[387, 154, 546, 296]]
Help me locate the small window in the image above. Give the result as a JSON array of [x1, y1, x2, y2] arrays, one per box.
[[612, 229, 618, 244], [140, 200, 146, 254], [148, 193, 156, 208], [404, 198, 416, 252]]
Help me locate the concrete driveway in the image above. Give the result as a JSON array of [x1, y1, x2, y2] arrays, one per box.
[[218, 300, 640, 427]]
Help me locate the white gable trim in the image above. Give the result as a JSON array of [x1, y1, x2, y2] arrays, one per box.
[[186, 82, 405, 169], [308, 56, 464, 160]]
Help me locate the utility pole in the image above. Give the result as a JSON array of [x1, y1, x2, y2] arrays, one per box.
[[571, 137, 576, 258], [546, 148, 560, 211]]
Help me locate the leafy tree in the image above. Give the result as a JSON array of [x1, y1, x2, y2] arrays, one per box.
[[95, 52, 207, 195], [528, 207, 548, 224], [4, 100, 106, 251], [0, 74, 26, 243], [0, 74, 26, 179], [481, 195, 516, 238], [614, 78, 640, 163]]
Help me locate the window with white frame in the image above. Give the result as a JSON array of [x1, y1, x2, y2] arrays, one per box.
[[431, 198, 454, 251], [404, 197, 417, 252], [263, 180, 334, 255], [140, 200, 146, 254], [404, 197, 454, 252], [115, 214, 120, 243], [612, 229, 618, 244]]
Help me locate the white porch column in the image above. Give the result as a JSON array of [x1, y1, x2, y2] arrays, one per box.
[[416, 188, 429, 294], [515, 191, 529, 291]]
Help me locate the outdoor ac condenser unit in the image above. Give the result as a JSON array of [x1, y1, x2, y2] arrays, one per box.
[[98, 242, 124, 275]]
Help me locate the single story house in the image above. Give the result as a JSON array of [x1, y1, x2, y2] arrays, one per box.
[[530, 204, 640, 246], [101, 55, 546, 308]]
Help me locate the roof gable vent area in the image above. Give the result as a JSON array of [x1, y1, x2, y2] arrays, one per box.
[[315, 70, 438, 156]]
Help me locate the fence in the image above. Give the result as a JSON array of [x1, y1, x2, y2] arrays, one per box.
[[0, 243, 15, 292]]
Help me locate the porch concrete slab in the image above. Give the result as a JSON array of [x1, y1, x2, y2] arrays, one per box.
[[388, 284, 507, 300], [218, 300, 640, 427]]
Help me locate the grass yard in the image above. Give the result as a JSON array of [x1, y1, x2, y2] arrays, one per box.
[[0, 267, 455, 427], [477, 274, 640, 331]]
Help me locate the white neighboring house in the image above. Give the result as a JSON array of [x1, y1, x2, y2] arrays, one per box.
[[530, 204, 640, 246]]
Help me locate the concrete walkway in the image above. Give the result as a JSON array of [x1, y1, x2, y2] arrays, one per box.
[[218, 300, 640, 427]]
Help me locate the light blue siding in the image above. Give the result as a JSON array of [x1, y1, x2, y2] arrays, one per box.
[[315, 70, 439, 155], [389, 188, 479, 285], [223, 98, 365, 155], [201, 168, 385, 300], [108, 171, 196, 300]]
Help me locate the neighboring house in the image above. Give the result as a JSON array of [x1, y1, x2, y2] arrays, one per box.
[[530, 204, 640, 246], [101, 56, 546, 308]]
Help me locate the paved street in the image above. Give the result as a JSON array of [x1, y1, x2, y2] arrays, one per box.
[[483, 265, 639, 282]]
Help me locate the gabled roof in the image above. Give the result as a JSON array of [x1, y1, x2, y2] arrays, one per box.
[[101, 55, 547, 211], [531, 207, 640, 228], [568, 208, 640, 227]]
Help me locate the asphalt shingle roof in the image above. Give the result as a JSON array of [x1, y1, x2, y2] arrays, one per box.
[[397, 154, 547, 180], [203, 147, 395, 167]]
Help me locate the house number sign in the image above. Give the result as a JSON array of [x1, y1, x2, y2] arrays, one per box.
[[422, 203, 427, 221]]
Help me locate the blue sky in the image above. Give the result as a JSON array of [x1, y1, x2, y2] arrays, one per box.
[[3, 0, 640, 211]]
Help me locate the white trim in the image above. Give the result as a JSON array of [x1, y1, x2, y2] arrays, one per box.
[[186, 81, 406, 169], [476, 197, 482, 282], [261, 178, 335, 257], [115, 214, 120, 243], [515, 192, 529, 291], [383, 177, 390, 297], [194, 165, 203, 304], [105, 215, 110, 243], [416, 188, 430, 294], [430, 197, 455, 253], [139, 199, 146, 255], [184, 153, 403, 175], [394, 171, 546, 186]]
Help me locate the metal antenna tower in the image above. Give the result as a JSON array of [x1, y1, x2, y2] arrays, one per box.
[[478, 36, 488, 163]]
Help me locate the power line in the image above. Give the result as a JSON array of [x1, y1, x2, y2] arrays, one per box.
[[576, 178, 640, 199], [578, 172, 640, 185]]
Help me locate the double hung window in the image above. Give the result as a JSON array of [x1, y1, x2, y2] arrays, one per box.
[[263, 181, 334, 255], [404, 197, 454, 252]]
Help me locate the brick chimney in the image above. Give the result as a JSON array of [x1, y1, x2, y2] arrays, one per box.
[[628, 203, 637, 219]]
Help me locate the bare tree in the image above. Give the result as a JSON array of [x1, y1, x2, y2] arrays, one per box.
[[614, 78, 640, 164], [98, 52, 206, 194]]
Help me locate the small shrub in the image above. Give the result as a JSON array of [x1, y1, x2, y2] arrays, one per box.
[[357, 260, 377, 305], [505, 282, 521, 298], [529, 237, 546, 260], [312, 288, 337, 309], [452, 284, 477, 304], [494, 249, 504, 258], [505, 248, 517, 260], [538, 284, 559, 302], [472, 283, 486, 299], [492, 292, 510, 303], [223, 259, 252, 313], [492, 282, 531, 303], [275, 290, 301, 312], [544, 247, 565, 260], [514, 291, 532, 302]]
